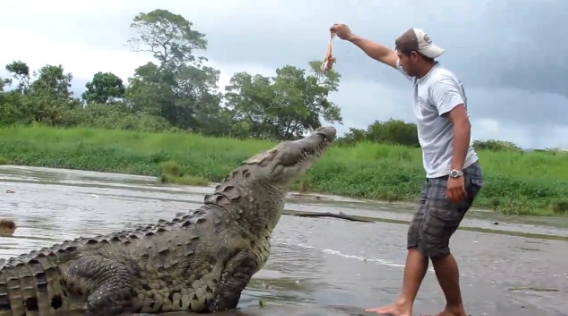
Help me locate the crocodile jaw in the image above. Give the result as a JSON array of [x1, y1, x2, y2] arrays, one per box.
[[242, 126, 336, 188]]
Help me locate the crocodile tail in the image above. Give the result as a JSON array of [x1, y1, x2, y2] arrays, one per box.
[[0, 249, 68, 316], [0, 233, 114, 316]]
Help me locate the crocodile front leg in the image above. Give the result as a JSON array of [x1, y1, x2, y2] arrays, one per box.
[[209, 250, 259, 312], [63, 255, 139, 316]]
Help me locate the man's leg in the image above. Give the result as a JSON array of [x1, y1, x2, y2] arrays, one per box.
[[430, 254, 465, 316], [366, 184, 430, 316], [422, 162, 484, 316]]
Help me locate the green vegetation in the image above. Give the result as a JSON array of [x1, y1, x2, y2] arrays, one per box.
[[159, 160, 209, 186], [0, 9, 566, 217], [1, 126, 567, 217], [0, 9, 342, 140]]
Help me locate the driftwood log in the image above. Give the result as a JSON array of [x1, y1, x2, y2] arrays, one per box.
[[283, 211, 374, 223]]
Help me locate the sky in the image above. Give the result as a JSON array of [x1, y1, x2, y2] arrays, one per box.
[[0, 0, 566, 149]]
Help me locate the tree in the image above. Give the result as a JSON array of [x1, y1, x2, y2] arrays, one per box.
[[1, 61, 30, 124], [338, 119, 420, 147], [29, 65, 74, 99], [5, 61, 30, 94], [127, 9, 207, 68], [0, 62, 79, 125], [365, 119, 419, 147], [0, 77, 11, 93], [126, 62, 177, 118], [473, 139, 522, 152], [25, 64, 78, 124], [222, 72, 274, 138], [0, 76, 17, 124], [82, 72, 126, 104], [223, 60, 343, 140], [171, 63, 223, 132], [125, 9, 222, 131]]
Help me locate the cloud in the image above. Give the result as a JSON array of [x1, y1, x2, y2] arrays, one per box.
[[0, 0, 566, 149], [0, 23, 272, 98]]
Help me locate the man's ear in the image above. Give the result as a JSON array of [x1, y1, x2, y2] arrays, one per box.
[[409, 51, 417, 62]]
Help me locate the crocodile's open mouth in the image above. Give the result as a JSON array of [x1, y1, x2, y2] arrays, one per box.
[[240, 126, 336, 187], [295, 131, 334, 165], [267, 126, 336, 185], [271, 126, 336, 168]]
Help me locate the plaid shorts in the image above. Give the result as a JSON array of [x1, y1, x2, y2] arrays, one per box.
[[407, 160, 484, 258]]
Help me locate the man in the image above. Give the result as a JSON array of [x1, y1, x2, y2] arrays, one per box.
[[329, 24, 484, 316]]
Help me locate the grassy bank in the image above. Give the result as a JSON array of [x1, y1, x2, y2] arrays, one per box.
[[0, 126, 567, 216]]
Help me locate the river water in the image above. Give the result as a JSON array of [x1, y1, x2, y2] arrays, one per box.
[[0, 166, 566, 316]]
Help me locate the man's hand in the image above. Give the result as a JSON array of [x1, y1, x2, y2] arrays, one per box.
[[446, 176, 466, 203], [330, 23, 353, 41]]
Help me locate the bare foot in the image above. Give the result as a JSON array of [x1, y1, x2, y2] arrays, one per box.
[[365, 303, 412, 316]]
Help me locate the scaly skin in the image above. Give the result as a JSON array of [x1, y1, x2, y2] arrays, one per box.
[[0, 126, 336, 316]]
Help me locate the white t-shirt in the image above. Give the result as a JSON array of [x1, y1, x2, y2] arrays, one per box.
[[396, 60, 478, 178]]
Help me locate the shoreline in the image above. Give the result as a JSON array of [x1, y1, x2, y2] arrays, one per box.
[[0, 126, 567, 217], [2, 164, 568, 241], [0, 160, 562, 217], [0, 163, 494, 210]]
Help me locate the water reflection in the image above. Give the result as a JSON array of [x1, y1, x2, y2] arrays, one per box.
[[0, 166, 566, 316]]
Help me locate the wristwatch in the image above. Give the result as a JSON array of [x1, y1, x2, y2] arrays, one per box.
[[449, 169, 463, 178]]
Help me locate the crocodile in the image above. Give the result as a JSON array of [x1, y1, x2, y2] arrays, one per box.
[[0, 126, 336, 316]]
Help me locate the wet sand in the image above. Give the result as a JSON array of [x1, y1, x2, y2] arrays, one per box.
[[1, 166, 567, 316]]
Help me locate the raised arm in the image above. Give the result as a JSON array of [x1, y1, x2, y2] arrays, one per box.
[[348, 34, 399, 69], [330, 24, 399, 69]]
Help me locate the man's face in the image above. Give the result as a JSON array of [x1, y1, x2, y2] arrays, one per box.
[[397, 50, 417, 77]]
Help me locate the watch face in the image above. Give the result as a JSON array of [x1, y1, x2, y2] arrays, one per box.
[[450, 170, 458, 177]]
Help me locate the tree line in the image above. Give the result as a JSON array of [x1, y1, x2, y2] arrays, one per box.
[[0, 9, 528, 151]]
